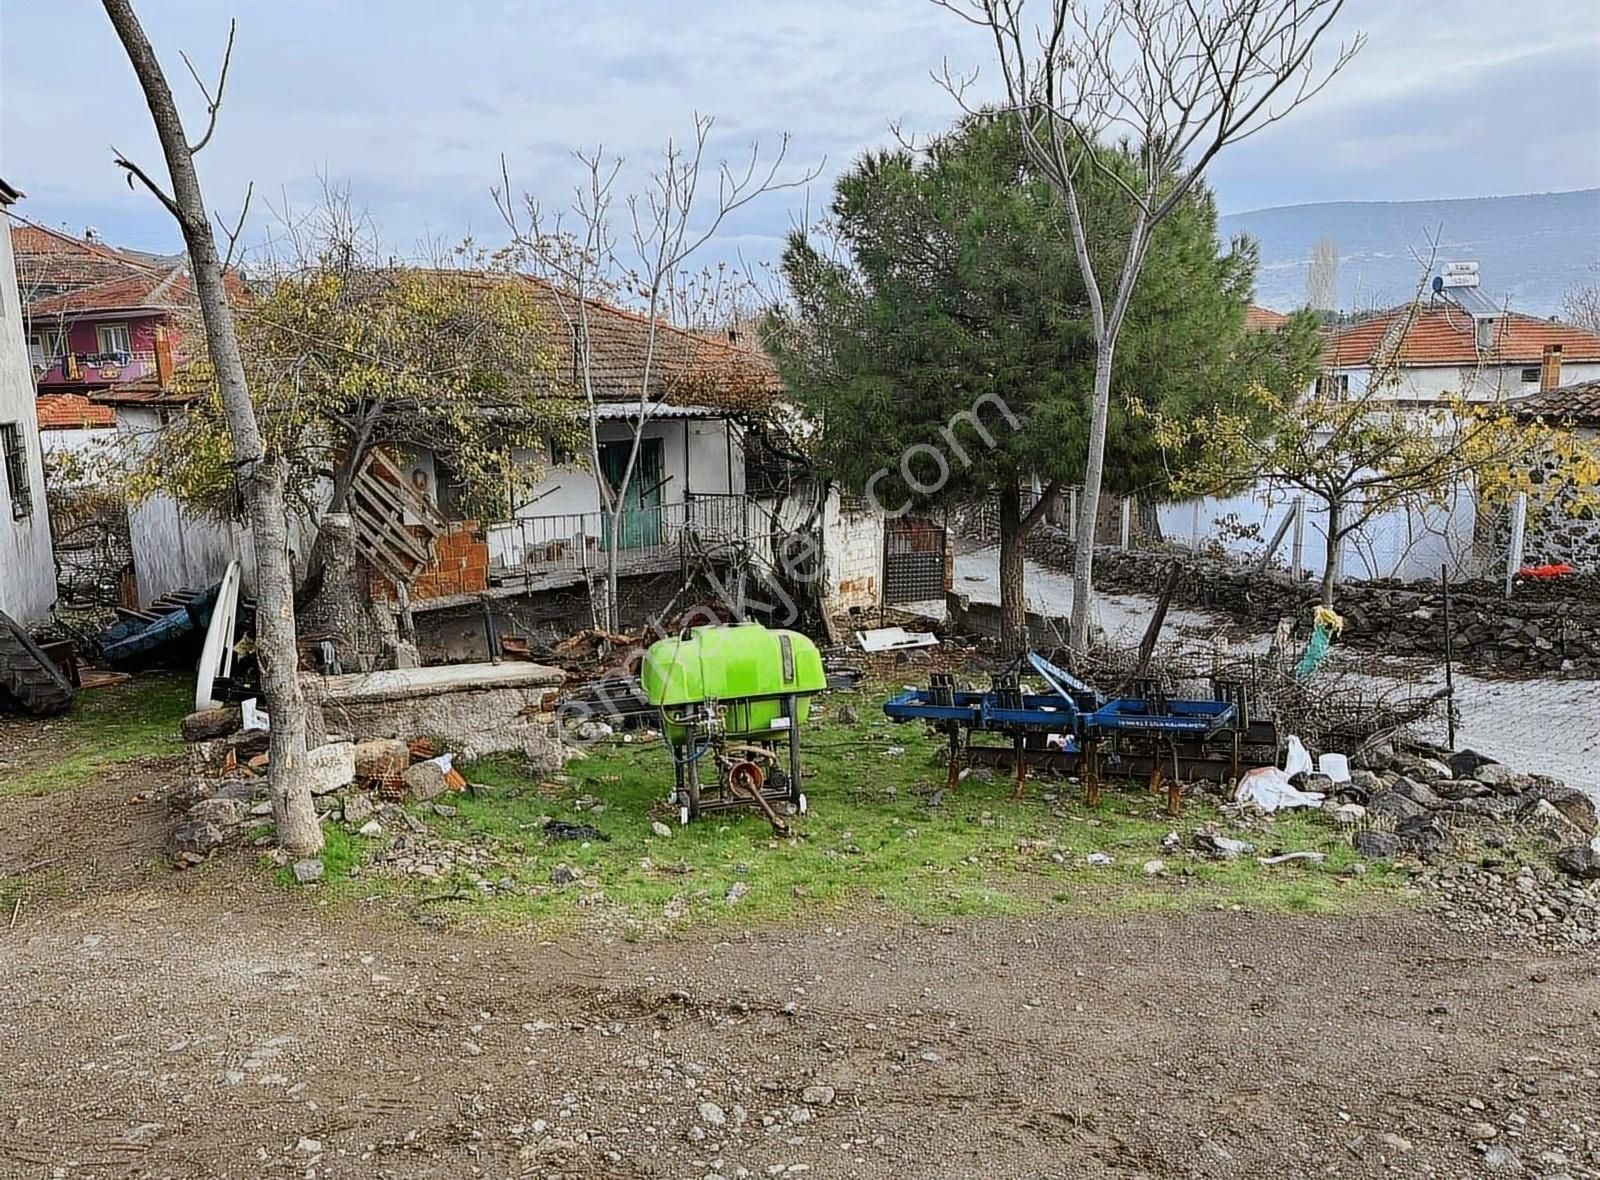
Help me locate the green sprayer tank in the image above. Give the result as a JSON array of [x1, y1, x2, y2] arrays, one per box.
[[641, 622, 827, 742]]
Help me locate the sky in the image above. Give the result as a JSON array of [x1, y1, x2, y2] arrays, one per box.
[[2, 0, 1598, 273]]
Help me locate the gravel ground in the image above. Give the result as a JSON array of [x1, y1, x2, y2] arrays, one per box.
[[929, 545, 1600, 802], [3, 770, 1600, 1179]]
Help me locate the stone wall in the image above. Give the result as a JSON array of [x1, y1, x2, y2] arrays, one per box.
[[1494, 450, 1600, 572], [1020, 524, 1600, 677]]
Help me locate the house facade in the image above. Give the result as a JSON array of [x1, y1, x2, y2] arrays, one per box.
[[0, 182, 57, 626], [1509, 377, 1600, 571]]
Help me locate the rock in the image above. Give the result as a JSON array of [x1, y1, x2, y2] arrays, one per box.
[[575, 719, 614, 742], [168, 820, 225, 864], [801, 1084, 835, 1107], [1410, 756, 1453, 782], [698, 1101, 727, 1127], [1347, 769, 1384, 794], [181, 704, 241, 742], [342, 792, 376, 825], [1481, 1144, 1522, 1173], [1474, 763, 1523, 792], [1435, 778, 1491, 801], [296, 1137, 324, 1155], [292, 858, 325, 885], [1389, 777, 1443, 810], [352, 738, 410, 780], [305, 741, 356, 795], [403, 760, 448, 802], [1193, 832, 1253, 859], [1447, 749, 1495, 779], [726, 881, 749, 905], [185, 796, 247, 831], [1332, 802, 1367, 825], [1554, 841, 1600, 881], [1519, 785, 1597, 836], [357, 820, 383, 837], [550, 864, 577, 885], [1466, 1122, 1499, 1142], [1353, 830, 1401, 860], [836, 704, 860, 725], [1367, 792, 1429, 822], [1142, 859, 1166, 876], [651, 820, 673, 839], [1396, 815, 1449, 855], [1380, 1132, 1413, 1153]]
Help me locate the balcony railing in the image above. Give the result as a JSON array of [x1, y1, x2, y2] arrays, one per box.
[[487, 492, 760, 581], [35, 351, 157, 386]]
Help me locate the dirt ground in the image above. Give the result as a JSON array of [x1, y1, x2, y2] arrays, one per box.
[[3, 765, 1599, 1180]]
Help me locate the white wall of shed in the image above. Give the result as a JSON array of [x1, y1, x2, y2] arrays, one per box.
[[0, 216, 56, 625]]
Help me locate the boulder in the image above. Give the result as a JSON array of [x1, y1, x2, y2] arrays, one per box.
[[1517, 785, 1597, 837], [353, 738, 409, 781], [1446, 748, 1495, 779], [168, 820, 225, 864], [342, 791, 376, 825], [1389, 777, 1443, 810], [403, 760, 448, 802], [185, 796, 248, 832], [1353, 830, 1401, 859], [1367, 792, 1428, 823], [181, 704, 241, 742], [1347, 769, 1384, 794], [166, 778, 214, 814], [1395, 815, 1449, 855], [1554, 840, 1600, 881], [1474, 763, 1524, 793], [292, 858, 326, 885], [1432, 777, 1489, 801], [305, 741, 356, 795]]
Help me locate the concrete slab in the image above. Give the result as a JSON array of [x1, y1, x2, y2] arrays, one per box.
[[302, 661, 564, 705]]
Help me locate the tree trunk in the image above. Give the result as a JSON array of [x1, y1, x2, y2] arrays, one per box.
[[1069, 345, 1116, 649], [103, 0, 321, 854], [1320, 500, 1342, 607], [997, 483, 1027, 655]]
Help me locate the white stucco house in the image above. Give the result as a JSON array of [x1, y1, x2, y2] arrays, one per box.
[[1159, 274, 1600, 584], [0, 178, 56, 626]]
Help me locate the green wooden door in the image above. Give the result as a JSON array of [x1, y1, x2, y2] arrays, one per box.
[[599, 438, 663, 549]]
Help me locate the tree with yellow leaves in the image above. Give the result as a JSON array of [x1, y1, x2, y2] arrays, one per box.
[[1158, 305, 1600, 604]]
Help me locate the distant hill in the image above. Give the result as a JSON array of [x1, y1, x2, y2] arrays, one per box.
[[1220, 189, 1600, 317]]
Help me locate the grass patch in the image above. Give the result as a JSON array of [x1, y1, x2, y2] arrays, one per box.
[[305, 682, 1411, 933], [0, 674, 190, 798]]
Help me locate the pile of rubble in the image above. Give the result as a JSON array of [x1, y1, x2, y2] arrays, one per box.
[[166, 701, 489, 875], [1319, 739, 1600, 944]]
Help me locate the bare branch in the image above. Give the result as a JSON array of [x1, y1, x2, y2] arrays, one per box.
[[214, 180, 253, 273], [181, 17, 236, 155]]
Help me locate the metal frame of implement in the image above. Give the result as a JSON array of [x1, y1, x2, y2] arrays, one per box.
[[883, 653, 1276, 814]]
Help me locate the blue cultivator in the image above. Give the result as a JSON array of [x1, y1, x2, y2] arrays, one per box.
[[884, 653, 1276, 814]]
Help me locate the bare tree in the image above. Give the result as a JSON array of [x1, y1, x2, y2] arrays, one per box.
[[101, 0, 322, 855], [1307, 236, 1338, 312], [1562, 277, 1600, 336], [933, 0, 1362, 648], [496, 118, 816, 631]]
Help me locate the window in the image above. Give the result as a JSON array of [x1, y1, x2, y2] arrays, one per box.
[[1, 422, 32, 520], [96, 323, 132, 355], [1520, 367, 1541, 384], [1315, 373, 1350, 400], [27, 329, 65, 367]]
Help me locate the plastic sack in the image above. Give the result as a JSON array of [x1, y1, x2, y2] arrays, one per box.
[[1236, 765, 1326, 812], [1283, 735, 1313, 778]]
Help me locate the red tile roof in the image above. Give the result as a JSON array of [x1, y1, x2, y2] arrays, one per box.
[[35, 393, 116, 430], [1244, 305, 1289, 331], [1514, 378, 1600, 426], [9, 217, 191, 318], [1323, 304, 1600, 369]]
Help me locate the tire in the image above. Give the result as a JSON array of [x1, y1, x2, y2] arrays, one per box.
[[0, 610, 76, 717]]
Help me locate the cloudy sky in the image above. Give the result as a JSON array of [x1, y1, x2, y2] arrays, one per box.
[[2, 0, 1597, 270]]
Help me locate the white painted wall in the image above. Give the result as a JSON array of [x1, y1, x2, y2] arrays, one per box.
[[38, 425, 118, 468], [1327, 361, 1600, 404], [822, 490, 884, 611], [1158, 477, 1486, 584], [486, 416, 742, 568], [0, 203, 56, 625]]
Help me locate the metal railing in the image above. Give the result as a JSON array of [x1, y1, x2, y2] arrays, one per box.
[[487, 493, 755, 579]]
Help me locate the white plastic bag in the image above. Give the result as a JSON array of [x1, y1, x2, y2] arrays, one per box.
[[1236, 765, 1325, 813], [1283, 735, 1313, 778]]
